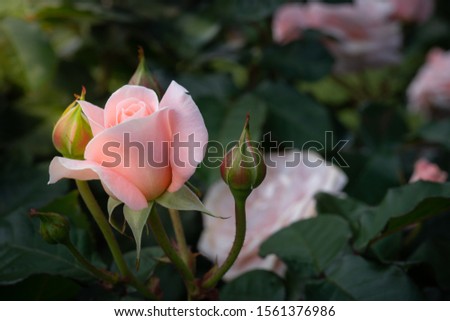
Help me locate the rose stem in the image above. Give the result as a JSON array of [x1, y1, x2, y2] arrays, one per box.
[[65, 241, 118, 284], [148, 206, 197, 299], [75, 180, 157, 300], [168, 208, 190, 266], [201, 191, 248, 289]]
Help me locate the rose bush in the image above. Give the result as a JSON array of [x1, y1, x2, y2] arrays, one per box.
[[198, 150, 347, 280], [49, 82, 208, 210], [272, 1, 402, 73], [407, 48, 450, 115]]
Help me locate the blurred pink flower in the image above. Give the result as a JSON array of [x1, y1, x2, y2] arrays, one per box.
[[198, 150, 347, 281], [407, 48, 450, 114], [272, 1, 402, 73], [389, 0, 434, 23], [409, 158, 447, 183]]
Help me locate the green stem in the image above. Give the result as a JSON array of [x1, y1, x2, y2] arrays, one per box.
[[75, 180, 156, 300], [168, 208, 190, 266], [202, 192, 248, 289], [65, 241, 118, 284], [148, 206, 197, 297]]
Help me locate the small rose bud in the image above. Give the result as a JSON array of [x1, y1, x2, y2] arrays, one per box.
[[129, 47, 161, 95], [52, 87, 93, 159], [220, 115, 266, 198], [30, 209, 70, 245]]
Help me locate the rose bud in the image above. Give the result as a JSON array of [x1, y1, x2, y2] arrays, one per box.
[[30, 210, 70, 245], [129, 47, 161, 95], [52, 87, 93, 159], [220, 115, 266, 198]]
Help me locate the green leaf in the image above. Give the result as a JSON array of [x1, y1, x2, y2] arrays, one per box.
[[0, 274, 81, 300], [410, 239, 450, 288], [0, 17, 56, 91], [263, 35, 333, 82], [305, 255, 423, 300], [344, 152, 401, 205], [156, 185, 223, 218], [112, 247, 163, 283], [353, 182, 450, 250], [219, 94, 267, 145], [0, 166, 104, 284], [260, 216, 351, 276], [315, 192, 368, 234], [419, 119, 450, 149], [123, 203, 152, 266], [359, 103, 408, 150], [256, 82, 332, 147], [107, 197, 126, 233], [220, 270, 286, 300]]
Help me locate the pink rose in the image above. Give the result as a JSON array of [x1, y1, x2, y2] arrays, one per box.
[[49, 82, 208, 211], [407, 48, 450, 114], [389, 0, 434, 23], [198, 150, 347, 280], [272, 1, 402, 73], [409, 158, 448, 183]]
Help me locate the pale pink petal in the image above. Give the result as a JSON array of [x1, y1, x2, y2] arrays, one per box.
[[78, 100, 105, 136], [104, 85, 159, 128], [48, 157, 148, 210], [84, 108, 173, 202], [159, 81, 208, 192]]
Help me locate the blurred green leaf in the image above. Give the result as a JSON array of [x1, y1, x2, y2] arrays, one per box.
[[305, 255, 423, 300], [0, 274, 81, 300], [220, 270, 286, 300], [359, 103, 408, 150], [0, 17, 56, 91], [260, 216, 351, 276], [0, 165, 99, 284], [410, 239, 450, 289], [218, 0, 291, 22], [344, 152, 401, 205], [257, 82, 332, 147], [264, 36, 333, 82], [112, 247, 163, 283], [219, 94, 267, 145], [419, 119, 450, 149]]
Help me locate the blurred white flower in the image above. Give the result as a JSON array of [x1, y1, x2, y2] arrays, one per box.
[[272, 1, 402, 74], [408, 48, 450, 114]]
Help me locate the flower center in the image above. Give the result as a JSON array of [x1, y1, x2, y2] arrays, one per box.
[[116, 98, 151, 124]]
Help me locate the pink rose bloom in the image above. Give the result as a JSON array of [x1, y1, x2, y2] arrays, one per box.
[[389, 0, 434, 23], [272, 1, 402, 73], [49, 82, 208, 211], [407, 48, 450, 114], [409, 158, 448, 183], [198, 150, 347, 280]]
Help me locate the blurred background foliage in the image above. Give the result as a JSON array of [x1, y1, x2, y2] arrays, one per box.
[[2, 0, 450, 300]]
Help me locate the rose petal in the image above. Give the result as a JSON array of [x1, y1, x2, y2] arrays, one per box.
[[78, 100, 105, 136], [159, 81, 208, 192], [48, 157, 148, 210], [104, 85, 159, 128], [84, 108, 173, 202]]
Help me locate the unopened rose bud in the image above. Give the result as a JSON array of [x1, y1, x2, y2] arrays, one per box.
[[52, 87, 93, 159], [220, 115, 266, 198], [129, 47, 161, 95], [30, 210, 70, 245]]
